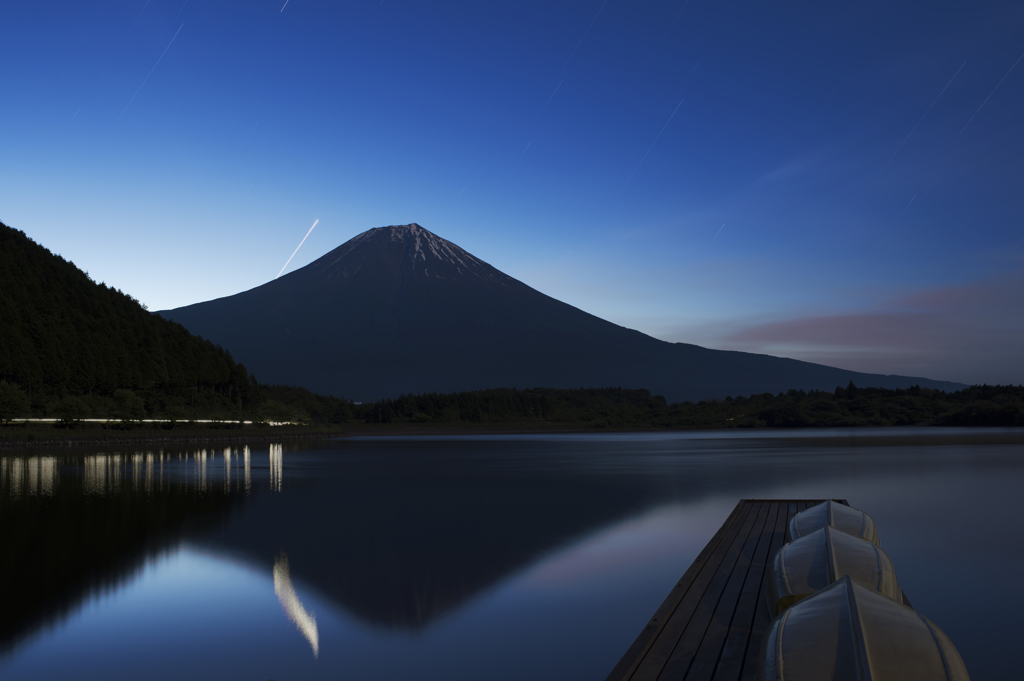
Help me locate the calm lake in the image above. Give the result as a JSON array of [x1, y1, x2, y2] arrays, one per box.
[[2, 429, 1023, 680]]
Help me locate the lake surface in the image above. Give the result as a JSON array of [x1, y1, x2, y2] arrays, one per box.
[[2, 429, 1023, 680]]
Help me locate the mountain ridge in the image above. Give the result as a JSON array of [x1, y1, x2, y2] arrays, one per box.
[[160, 223, 965, 402], [0, 221, 258, 411]]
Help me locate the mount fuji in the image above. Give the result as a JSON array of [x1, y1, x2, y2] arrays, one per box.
[[159, 224, 962, 402]]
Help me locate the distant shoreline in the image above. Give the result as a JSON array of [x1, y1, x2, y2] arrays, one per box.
[[0, 422, 626, 449], [3, 422, 1024, 450], [0, 427, 342, 450]]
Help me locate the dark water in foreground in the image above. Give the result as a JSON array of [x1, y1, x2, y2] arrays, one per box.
[[1, 429, 1022, 680]]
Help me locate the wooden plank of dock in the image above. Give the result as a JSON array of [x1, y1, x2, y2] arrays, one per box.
[[606, 499, 845, 681]]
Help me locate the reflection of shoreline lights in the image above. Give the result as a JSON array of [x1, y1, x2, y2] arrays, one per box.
[[199, 449, 207, 492], [224, 447, 231, 492], [243, 446, 251, 494], [85, 455, 118, 494], [0, 456, 58, 499], [269, 444, 283, 492], [273, 552, 319, 657], [132, 453, 142, 488], [3, 446, 264, 499]]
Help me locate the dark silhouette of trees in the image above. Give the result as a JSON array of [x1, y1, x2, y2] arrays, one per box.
[[0, 381, 30, 424], [0, 222, 260, 420], [343, 384, 1024, 429]]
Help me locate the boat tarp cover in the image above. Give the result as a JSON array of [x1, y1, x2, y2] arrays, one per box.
[[789, 500, 879, 545], [758, 576, 969, 681], [767, 526, 901, 616]]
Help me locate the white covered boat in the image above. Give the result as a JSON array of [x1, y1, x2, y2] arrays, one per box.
[[789, 499, 878, 545], [758, 575, 969, 681], [766, 525, 901, 616]]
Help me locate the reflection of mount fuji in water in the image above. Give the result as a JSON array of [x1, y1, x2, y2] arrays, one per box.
[[1, 442, 667, 648], [198, 441, 676, 629]]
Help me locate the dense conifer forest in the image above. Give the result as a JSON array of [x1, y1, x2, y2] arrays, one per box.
[[0, 222, 259, 422]]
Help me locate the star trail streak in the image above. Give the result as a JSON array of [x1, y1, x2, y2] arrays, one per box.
[[277, 219, 319, 279], [117, 23, 184, 121]]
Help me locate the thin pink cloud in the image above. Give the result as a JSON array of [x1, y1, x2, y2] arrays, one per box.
[[718, 274, 1024, 384]]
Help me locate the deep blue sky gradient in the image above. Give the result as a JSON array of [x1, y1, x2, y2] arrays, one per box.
[[2, 1, 1023, 383]]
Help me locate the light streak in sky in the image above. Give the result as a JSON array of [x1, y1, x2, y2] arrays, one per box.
[[961, 50, 1024, 134], [117, 23, 184, 121], [561, 0, 609, 74], [128, 0, 150, 32], [516, 140, 532, 162], [697, 223, 726, 260], [280, 0, 290, 11], [533, 79, 563, 127], [276, 219, 319, 279], [621, 63, 698, 192], [512, 79, 564, 169], [900, 194, 917, 215], [628, 0, 691, 92], [621, 96, 684, 189], [882, 60, 966, 171], [621, 61, 698, 190], [710, 222, 726, 245]]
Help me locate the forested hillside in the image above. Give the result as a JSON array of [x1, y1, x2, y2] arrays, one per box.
[[0, 222, 259, 419]]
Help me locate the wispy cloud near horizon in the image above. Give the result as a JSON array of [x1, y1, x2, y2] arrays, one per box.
[[699, 274, 1024, 385]]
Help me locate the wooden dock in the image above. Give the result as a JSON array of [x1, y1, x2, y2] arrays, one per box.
[[605, 499, 840, 681]]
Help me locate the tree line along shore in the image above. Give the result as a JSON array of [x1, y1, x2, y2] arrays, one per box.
[[346, 383, 1024, 429], [2, 383, 1022, 438]]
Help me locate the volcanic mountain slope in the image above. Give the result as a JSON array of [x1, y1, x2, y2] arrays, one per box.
[[160, 224, 963, 402]]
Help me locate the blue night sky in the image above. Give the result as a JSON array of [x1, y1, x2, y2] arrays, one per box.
[[2, 1, 1023, 385]]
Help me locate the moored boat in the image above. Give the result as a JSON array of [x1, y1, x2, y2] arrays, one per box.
[[788, 499, 878, 545], [766, 525, 901, 616], [758, 575, 969, 681]]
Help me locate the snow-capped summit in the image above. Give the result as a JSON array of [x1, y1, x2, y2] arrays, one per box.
[[305, 223, 508, 287]]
